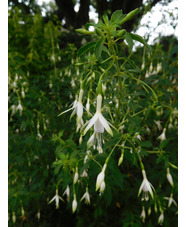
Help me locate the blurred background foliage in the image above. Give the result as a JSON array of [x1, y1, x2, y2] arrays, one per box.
[[8, 0, 177, 226]]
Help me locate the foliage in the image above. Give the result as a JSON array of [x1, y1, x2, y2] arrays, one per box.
[[8, 6, 177, 227]]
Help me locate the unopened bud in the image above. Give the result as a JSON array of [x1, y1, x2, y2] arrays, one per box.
[[119, 8, 139, 25], [118, 153, 124, 166], [76, 28, 94, 35]]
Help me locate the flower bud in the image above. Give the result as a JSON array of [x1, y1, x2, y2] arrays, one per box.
[[74, 167, 79, 184], [100, 181, 106, 193], [118, 153, 124, 166], [12, 212, 16, 224], [119, 8, 139, 25], [166, 168, 174, 187], [72, 195, 77, 213], [76, 28, 94, 35]]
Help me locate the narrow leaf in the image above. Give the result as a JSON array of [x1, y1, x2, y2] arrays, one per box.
[[95, 38, 105, 59], [129, 33, 151, 52], [77, 41, 96, 56], [110, 10, 125, 25], [125, 33, 134, 52]]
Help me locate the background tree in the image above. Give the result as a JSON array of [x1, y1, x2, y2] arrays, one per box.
[[9, 0, 173, 30]]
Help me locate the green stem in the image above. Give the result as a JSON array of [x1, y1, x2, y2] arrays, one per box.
[[105, 139, 121, 164]]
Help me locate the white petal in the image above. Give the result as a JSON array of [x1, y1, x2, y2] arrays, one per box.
[[94, 118, 104, 133], [83, 113, 98, 135], [48, 195, 56, 204], [98, 114, 113, 136], [70, 106, 77, 119], [138, 180, 145, 197], [58, 104, 77, 117], [76, 102, 83, 123]]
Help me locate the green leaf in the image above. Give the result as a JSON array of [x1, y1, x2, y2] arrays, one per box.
[[77, 41, 96, 56], [103, 15, 109, 25], [129, 33, 151, 51], [110, 10, 125, 25], [125, 33, 134, 52], [95, 37, 105, 59]]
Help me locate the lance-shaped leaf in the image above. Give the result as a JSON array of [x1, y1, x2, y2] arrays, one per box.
[[77, 41, 96, 56]]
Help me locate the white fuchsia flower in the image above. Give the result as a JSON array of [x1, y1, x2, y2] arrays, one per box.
[[81, 169, 88, 178], [84, 150, 92, 164], [164, 193, 177, 207], [83, 95, 113, 136], [154, 120, 162, 131], [83, 95, 113, 153], [99, 181, 106, 194], [49, 189, 64, 209], [74, 167, 79, 184], [138, 170, 154, 201], [17, 101, 23, 116], [158, 211, 164, 225], [63, 185, 70, 202], [12, 212, 16, 224], [80, 187, 90, 204], [86, 97, 91, 116], [58, 89, 84, 124], [36, 210, 41, 220], [72, 194, 77, 213], [96, 164, 107, 191], [157, 128, 166, 141], [140, 206, 146, 223]]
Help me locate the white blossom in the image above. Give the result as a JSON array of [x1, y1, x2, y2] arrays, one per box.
[[74, 167, 79, 184], [16, 101, 23, 116], [58, 89, 84, 124], [80, 187, 90, 204], [157, 128, 166, 141], [72, 194, 77, 213], [96, 164, 107, 191], [49, 189, 64, 209], [138, 170, 154, 200], [158, 212, 164, 225], [99, 181, 106, 193], [83, 95, 113, 136], [164, 193, 177, 207], [12, 212, 16, 224], [140, 206, 146, 223], [63, 185, 70, 202], [36, 210, 41, 220]]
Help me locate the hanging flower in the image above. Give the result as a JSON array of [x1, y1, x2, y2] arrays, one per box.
[[74, 167, 79, 184], [72, 194, 77, 213], [96, 164, 107, 191], [49, 189, 64, 209], [157, 128, 166, 141], [164, 193, 177, 207], [36, 210, 41, 221], [166, 168, 174, 187], [58, 89, 84, 124], [12, 212, 16, 224], [99, 181, 106, 194], [63, 185, 70, 202], [83, 95, 113, 136], [158, 211, 164, 225], [83, 94, 113, 153], [80, 187, 90, 204], [140, 206, 146, 223], [138, 170, 154, 201], [16, 101, 23, 116]]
